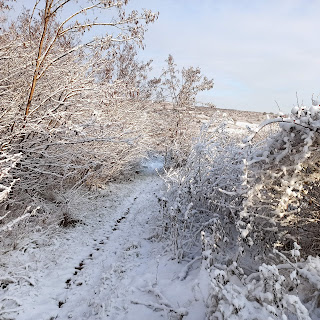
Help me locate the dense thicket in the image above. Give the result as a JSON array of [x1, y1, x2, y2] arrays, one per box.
[[0, 0, 160, 243], [162, 107, 320, 319], [0, 0, 214, 249]]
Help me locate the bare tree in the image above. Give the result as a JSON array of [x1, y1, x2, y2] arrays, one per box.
[[23, 0, 158, 118], [0, 0, 159, 245], [157, 54, 214, 166]]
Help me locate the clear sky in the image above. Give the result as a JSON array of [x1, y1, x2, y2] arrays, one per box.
[[129, 0, 320, 113], [11, 0, 320, 113]]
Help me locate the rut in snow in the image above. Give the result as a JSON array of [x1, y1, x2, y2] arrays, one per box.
[[1, 164, 205, 320]]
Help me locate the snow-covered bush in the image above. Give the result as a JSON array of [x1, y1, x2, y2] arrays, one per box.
[[0, 0, 159, 247], [161, 114, 245, 260], [0, 152, 20, 204], [239, 104, 320, 258], [206, 257, 315, 320], [162, 105, 320, 319]]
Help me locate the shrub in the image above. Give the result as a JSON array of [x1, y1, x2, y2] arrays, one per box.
[[161, 106, 320, 319]]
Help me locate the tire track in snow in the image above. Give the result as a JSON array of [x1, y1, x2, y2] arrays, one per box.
[[6, 161, 204, 320], [11, 174, 162, 320], [57, 193, 139, 309], [54, 175, 161, 320]]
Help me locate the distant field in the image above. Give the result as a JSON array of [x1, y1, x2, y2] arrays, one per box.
[[145, 104, 271, 150]]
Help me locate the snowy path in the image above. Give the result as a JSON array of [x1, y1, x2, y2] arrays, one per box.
[[1, 171, 206, 320]]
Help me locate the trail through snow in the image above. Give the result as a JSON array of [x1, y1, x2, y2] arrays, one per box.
[[1, 164, 206, 320]]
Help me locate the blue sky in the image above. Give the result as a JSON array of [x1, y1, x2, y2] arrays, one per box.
[[12, 0, 320, 112]]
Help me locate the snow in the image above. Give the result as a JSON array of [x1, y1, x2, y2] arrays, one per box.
[[222, 120, 259, 136], [0, 161, 207, 320], [3, 106, 320, 319], [235, 121, 259, 130]]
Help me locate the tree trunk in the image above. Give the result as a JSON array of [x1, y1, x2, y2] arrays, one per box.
[[25, 0, 51, 118]]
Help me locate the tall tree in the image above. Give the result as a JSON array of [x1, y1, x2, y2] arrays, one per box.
[[0, 0, 158, 241], [24, 0, 158, 118]]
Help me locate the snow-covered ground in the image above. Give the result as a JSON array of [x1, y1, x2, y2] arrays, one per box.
[[0, 158, 207, 320]]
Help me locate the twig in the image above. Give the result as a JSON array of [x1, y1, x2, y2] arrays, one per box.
[[131, 300, 188, 317], [179, 256, 202, 280]]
